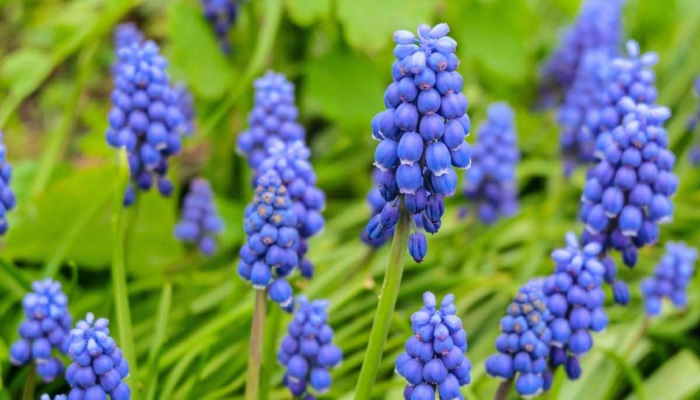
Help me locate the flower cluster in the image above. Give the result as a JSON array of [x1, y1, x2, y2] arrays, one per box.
[[539, 0, 624, 107], [485, 280, 552, 397], [278, 296, 343, 398], [641, 242, 698, 316], [65, 313, 130, 400], [544, 232, 608, 380], [40, 395, 67, 400], [201, 0, 241, 54], [689, 76, 700, 165], [395, 292, 471, 399], [462, 102, 519, 224], [367, 23, 472, 263], [174, 178, 223, 256], [10, 279, 72, 382], [361, 171, 394, 247], [258, 140, 324, 278], [236, 71, 305, 169], [581, 42, 677, 272], [0, 131, 15, 235], [238, 171, 300, 311], [174, 83, 195, 137], [114, 23, 143, 50], [106, 39, 186, 205]]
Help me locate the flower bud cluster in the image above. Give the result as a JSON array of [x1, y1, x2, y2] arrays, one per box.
[[174, 178, 223, 256], [641, 242, 698, 316], [201, 0, 241, 54], [0, 131, 15, 234]]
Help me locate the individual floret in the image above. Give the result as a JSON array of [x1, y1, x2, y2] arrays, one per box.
[[543, 232, 608, 380], [641, 242, 698, 316], [65, 313, 130, 400], [174, 178, 223, 256], [236, 71, 305, 168], [395, 292, 472, 399], [485, 280, 552, 397], [463, 102, 519, 223], [201, 0, 242, 54], [361, 171, 395, 248], [237, 171, 301, 311], [0, 131, 15, 234], [278, 296, 343, 398], [106, 39, 187, 206], [9, 279, 72, 382], [366, 23, 472, 263], [114, 23, 143, 50]]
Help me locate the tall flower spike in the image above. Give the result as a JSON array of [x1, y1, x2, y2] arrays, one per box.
[[174, 178, 223, 256], [106, 39, 187, 206], [486, 280, 553, 397], [538, 0, 624, 107], [65, 313, 131, 400], [641, 242, 698, 316], [278, 296, 343, 398], [543, 232, 608, 380], [463, 102, 519, 224], [0, 131, 15, 234], [9, 279, 72, 382], [259, 140, 325, 278], [688, 76, 700, 165], [201, 0, 241, 54], [395, 292, 472, 399], [361, 170, 395, 247], [238, 170, 301, 311], [236, 71, 305, 169], [580, 41, 677, 281], [367, 23, 472, 263]]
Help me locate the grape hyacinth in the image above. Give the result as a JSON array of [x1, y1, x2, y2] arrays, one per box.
[[238, 171, 300, 311], [259, 140, 324, 278], [361, 170, 394, 247], [201, 0, 241, 54], [174, 178, 223, 256], [236, 71, 305, 169], [174, 83, 195, 137], [580, 41, 677, 277], [539, 0, 624, 107], [485, 280, 553, 397], [543, 232, 608, 380], [41, 395, 67, 400], [641, 242, 698, 316], [114, 23, 143, 50], [395, 292, 472, 399], [9, 279, 72, 382], [367, 23, 472, 263], [462, 102, 519, 224], [106, 39, 186, 206], [688, 75, 700, 165], [0, 131, 15, 235], [65, 313, 130, 400], [278, 296, 343, 398]]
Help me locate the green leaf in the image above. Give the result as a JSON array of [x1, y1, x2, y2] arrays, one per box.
[[626, 350, 700, 400], [0, 49, 52, 97], [336, 0, 434, 53], [285, 0, 330, 26]]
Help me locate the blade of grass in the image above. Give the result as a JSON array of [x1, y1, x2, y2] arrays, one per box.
[[145, 282, 172, 400], [259, 303, 282, 399]]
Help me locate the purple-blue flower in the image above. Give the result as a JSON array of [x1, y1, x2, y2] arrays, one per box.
[[238, 171, 300, 311], [395, 292, 471, 399], [106, 39, 187, 206], [361, 171, 394, 247], [174, 83, 195, 137], [9, 279, 72, 382], [114, 23, 143, 50], [236, 71, 305, 169], [463, 102, 519, 224], [688, 75, 700, 165], [278, 296, 343, 398], [174, 178, 223, 256], [65, 313, 131, 400], [485, 280, 552, 397], [40, 395, 67, 400], [641, 242, 698, 316], [367, 23, 472, 263], [0, 131, 15, 235], [580, 41, 677, 276], [543, 232, 608, 380], [201, 0, 241, 54]]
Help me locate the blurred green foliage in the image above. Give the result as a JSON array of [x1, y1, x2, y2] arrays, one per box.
[[1, 0, 700, 399]]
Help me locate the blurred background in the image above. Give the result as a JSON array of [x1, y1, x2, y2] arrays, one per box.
[[1, 0, 700, 398]]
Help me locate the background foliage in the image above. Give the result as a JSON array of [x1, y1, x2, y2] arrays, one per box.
[[1, 0, 700, 399]]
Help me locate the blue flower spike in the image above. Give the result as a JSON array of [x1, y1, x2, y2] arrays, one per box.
[[278, 296, 343, 398], [485, 280, 553, 397], [106, 37, 187, 206], [65, 313, 131, 400], [463, 102, 519, 224], [114, 23, 143, 50], [641, 242, 698, 316], [9, 279, 72, 382], [201, 0, 242, 54], [41, 395, 67, 400], [543, 232, 608, 380], [395, 292, 472, 399], [367, 23, 472, 263], [0, 131, 15, 235], [238, 170, 302, 312], [174, 178, 223, 256], [688, 76, 700, 165]]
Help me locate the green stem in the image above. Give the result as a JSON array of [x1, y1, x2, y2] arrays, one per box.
[[111, 148, 138, 397], [20, 366, 35, 400], [259, 304, 282, 400], [145, 283, 172, 400], [354, 205, 411, 399], [494, 378, 513, 400], [245, 289, 268, 400]]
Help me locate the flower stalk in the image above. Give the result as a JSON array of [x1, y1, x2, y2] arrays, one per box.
[[246, 289, 268, 400]]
